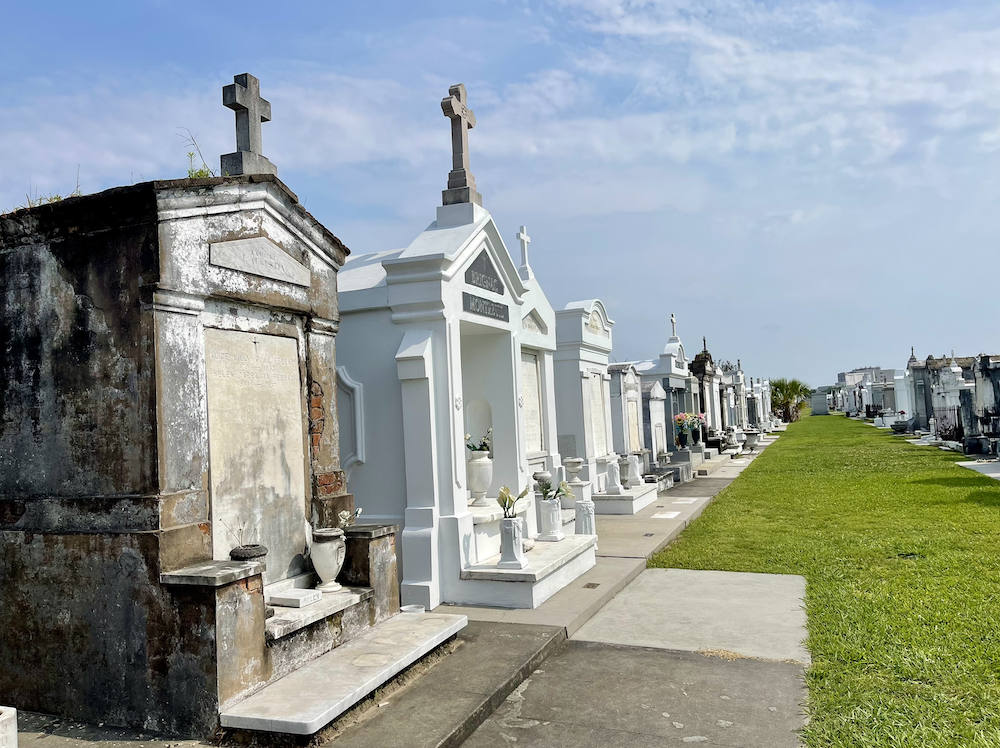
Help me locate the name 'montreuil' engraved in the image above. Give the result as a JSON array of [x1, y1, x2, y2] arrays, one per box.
[[209, 236, 311, 287], [463, 292, 509, 322]]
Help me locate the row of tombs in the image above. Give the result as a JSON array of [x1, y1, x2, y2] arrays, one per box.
[[0, 76, 775, 738]]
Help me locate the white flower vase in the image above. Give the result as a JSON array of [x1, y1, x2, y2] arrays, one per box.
[[312, 527, 346, 593], [498, 517, 528, 569], [575, 498, 596, 536], [537, 498, 565, 542], [467, 450, 493, 506]]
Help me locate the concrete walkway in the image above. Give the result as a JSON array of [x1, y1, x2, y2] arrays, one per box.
[[465, 643, 806, 747], [11, 438, 792, 748], [463, 435, 809, 747], [436, 453, 760, 638]]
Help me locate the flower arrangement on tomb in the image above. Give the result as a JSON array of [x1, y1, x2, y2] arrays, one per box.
[[337, 507, 363, 529], [465, 427, 492, 452], [674, 413, 689, 432], [687, 413, 707, 429], [497, 485, 530, 518], [536, 479, 574, 503]]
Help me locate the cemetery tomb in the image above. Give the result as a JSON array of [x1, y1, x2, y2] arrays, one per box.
[[690, 338, 725, 439], [811, 392, 830, 415], [0, 74, 465, 738], [554, 301, 656, 513], [608, 363, 658, 509], [336, 84, 596, 611], [633, 314, 700, 481]]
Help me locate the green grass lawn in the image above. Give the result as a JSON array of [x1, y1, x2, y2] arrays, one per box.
[[649, 414, 1000, 747]]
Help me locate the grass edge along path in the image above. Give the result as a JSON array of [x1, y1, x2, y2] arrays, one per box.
[[649, 414, 1000, 747]]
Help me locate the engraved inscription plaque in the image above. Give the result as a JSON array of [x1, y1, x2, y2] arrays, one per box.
[[590, 374, 608, 456], [628, 399, 642, 453], [522, 351, 543, 453], [210, 236, 311, 287], [463, 292, 509, 322], [465, 250, 505, 295], [205, 329, 307, 585]]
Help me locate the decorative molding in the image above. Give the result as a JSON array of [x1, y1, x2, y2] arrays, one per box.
[[148, 289, 205, 316], [337, 366, 365, 481], [308, 316, 340, 337]]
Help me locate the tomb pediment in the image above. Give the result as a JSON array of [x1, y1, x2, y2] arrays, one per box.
[[465, 249, 505, 296], [522, 309, 547, 334], [210, 236, 311, 287]]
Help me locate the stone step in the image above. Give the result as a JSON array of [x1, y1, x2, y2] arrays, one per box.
[[458, 534, 598, 608], [696, 457, 729, 477], [220, 611, 467, 735], [591, 482, 659, 515]]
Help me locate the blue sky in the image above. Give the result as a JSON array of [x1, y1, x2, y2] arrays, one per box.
[[3, 0, 1000, 385]]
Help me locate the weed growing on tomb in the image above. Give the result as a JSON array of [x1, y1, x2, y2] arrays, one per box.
[[649, 414, 1000, 747], [178, 128, 216, 178]]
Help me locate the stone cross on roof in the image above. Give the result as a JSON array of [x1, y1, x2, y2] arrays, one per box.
[[221, 73, 277, 177], [516, 225, 533, 281], [440, 83, 482, 206], [703, 336, 707, 351], [670, 313, 677, 338]]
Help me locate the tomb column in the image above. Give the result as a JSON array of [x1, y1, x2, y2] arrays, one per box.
[[148, 288, 213, 569], [396, 330, 441, 610], [307, 317, 352, 526]]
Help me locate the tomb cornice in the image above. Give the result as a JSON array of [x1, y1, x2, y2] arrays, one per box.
[[154, 178, 349, 270], [389, 301, 449, 324]]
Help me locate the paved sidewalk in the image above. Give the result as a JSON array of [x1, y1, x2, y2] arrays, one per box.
[[437, 454, 761, 637], [464, 642, 806, 748]]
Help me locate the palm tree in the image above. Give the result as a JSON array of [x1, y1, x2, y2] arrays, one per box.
[[770, 378, 812, 422]]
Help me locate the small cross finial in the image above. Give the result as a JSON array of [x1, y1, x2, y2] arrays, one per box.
[[516, 225, 533, 281], [911, 346, 915, 357], [221, 73, 277, 176], [703, 336, 707, 351], [738, 359, 741, 370], [670, 313, 677, 337], [441, 83, 482, 206]]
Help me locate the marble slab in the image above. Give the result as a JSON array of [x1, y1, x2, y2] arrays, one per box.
[[160, 560, 265, 587], [269, 589, 322, 608], [266, 587, 372, 641], [461, 535, 597, 583], [221, 612, 468, 734], [0, 706, 16, 748], [651, 511, 681, 519]]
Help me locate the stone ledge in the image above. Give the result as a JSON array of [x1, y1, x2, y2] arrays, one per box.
[[468, 497, 533, 525], [266, 586, 373, 641], [220, 612, 468, 734], [343, 523, 399, 539], [461, 535, 597, 583], [160, 560, 265, 587]]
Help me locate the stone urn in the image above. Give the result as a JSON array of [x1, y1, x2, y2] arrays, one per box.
[[537, 498, 565, 542], [534, 469, 565, 543], [229, 544, 268, 562], [498, 517, 528, 569], [745, 431, 761, 450], [618, 455, 632, 489], [691, 427, 701, 445], [467, 450, 493, 507], [311, 527, 346, 593], [677, 431, 688, 448]]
